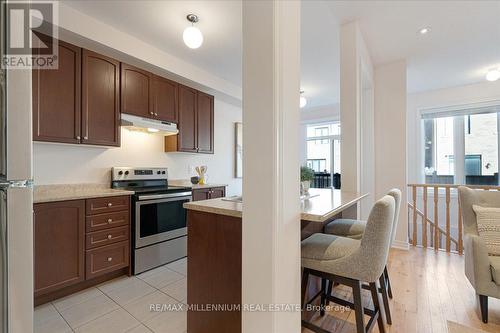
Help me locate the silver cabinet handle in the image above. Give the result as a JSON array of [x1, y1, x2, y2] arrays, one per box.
[[107, 234, 112, 239], [154, 113, 158, 116], [107, 257, 112, 262], [76, 136, 81, 140], [83, 136, 88, 140], [108, 218, 113, 223], [150, 112, 154, 115], [107, 203, 112, 207]]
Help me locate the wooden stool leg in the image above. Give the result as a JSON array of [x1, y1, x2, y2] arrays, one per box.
[[379, 274, 392, 325], [352, 280, 366, 333], [302, 268, 310, 308], [479, 295, 488, 323], [370, 282, 386, 333], [384, 266, 393, 299], [320, 278, 327, 316]]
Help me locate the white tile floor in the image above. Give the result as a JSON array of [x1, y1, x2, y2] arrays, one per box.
[[34, 258, 187, 333]]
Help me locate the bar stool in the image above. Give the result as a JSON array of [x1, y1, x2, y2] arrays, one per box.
[[324, 188, 401, 323], [301, 195, 395, 333]]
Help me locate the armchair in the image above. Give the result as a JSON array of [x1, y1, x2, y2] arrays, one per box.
[[458, 186, 500, 323]]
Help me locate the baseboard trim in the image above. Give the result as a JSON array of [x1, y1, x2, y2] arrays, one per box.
[[391, 240, 410, 250]]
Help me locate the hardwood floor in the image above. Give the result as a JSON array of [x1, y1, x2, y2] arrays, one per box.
[[302, 247, 500, 333]]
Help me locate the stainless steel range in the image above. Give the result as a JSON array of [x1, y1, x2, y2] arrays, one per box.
[[111, 167, 191, 274]]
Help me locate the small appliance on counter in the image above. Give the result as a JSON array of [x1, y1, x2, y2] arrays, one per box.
[[111, 167, 192, 274]]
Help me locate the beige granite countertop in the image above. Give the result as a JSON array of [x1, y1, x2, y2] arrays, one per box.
[[34, 184, 134, 203], [184, 197, 243, 218], [169, 179, 228, 189], [183, 188, 368, 222]]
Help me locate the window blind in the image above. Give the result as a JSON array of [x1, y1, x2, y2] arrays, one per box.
[[421, 101, 500, 119]]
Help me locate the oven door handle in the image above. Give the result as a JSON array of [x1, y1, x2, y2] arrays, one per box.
[[137, 191, 192, 201]]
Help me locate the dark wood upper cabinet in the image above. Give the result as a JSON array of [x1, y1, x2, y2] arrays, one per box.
[[34, 200, 85, 297], [196, 92, 214, 154], [81, 50, 120, 146], [33, 38, 81, 143], [165, 86, 214, 154], [121, 63, 152, 118], [177, 85, 198, 152], [153, 75, 178, 123]]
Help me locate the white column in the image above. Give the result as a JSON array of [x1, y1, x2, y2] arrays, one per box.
[[340, 22, 374, 219], [374, 60, 408, 249], [340, 22, 361, 195], [242, 1, 301, 332], [299, 124, 307, 165]]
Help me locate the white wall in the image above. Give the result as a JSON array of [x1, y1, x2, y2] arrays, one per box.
[[407, 80, 500, 184], [374, 60, 408, 248], [33, 100, 243, 196]]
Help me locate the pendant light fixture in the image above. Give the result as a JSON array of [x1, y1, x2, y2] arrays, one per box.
[[300, 90, 307, 108], [183, 14, 203, 49], [486, 68, 500, 82]]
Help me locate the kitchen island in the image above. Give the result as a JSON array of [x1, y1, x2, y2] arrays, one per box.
[[183, 188, 367, 333]]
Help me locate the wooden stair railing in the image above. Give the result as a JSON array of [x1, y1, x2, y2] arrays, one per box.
[[407, 202, 459, 250], [407, 183, 500, 254]]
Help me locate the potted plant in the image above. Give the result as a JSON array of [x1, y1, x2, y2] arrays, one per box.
[[300, 166, 315, 195]]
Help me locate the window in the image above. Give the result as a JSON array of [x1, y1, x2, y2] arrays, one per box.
[[307, 159, 327, 172], [306, 122, 341, 175], [422, 102, 500, 185]]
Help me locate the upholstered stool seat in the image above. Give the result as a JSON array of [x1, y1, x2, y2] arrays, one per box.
[[301, 195, 396, 333], [302, 233, 360, 261], [324, 219, 366, 240]]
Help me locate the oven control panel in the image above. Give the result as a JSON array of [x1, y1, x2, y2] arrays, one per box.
[[112, 167, 168, 181]]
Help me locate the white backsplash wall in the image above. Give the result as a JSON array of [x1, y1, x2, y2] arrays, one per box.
[[33, 100, 243, 196]]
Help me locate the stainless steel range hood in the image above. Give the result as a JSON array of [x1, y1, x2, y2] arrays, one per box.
[[121, 113, 178, 136]]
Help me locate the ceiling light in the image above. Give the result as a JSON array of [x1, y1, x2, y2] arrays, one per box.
[[300, 91, 307, 108], [486, 68, 500, 82], [419, 27, 430, 35], [147, 128, 159, 133], [183, 14, 203, 49]]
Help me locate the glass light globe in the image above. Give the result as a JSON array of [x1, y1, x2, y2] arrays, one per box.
[[486, 69, 500, 82], [183, 26, 203, 49], [300, 96, 307, 108]]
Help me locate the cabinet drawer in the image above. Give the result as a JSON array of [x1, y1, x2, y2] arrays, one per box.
[[86, 226, 129, 249], [86, 211, 129, 232], [86, 241, 129, 279], [86, 196, 129, 215]]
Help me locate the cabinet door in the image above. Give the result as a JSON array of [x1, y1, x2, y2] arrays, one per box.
[[32, 38, 81, 143], [178, 85, 198, 152], [153, 75, 178, 122], [81, 50, 120, 146], [121, 63, 153, 118], [34, 200, 85, 297], [210, 187, 226, 199], [192, 189, 211, 201], [196, 92, 214, 154]]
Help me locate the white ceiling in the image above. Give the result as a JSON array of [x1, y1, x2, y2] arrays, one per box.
[[63, 0, 500, 108], [63, 0, 242, 86], [327, 0, 500, 94]]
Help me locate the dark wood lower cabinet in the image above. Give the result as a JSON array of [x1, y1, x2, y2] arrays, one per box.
[[34, 196, 131, 305], [192, 186, 226, 201], [187, 210, 242, 333], [34, 200, 85, 297]]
